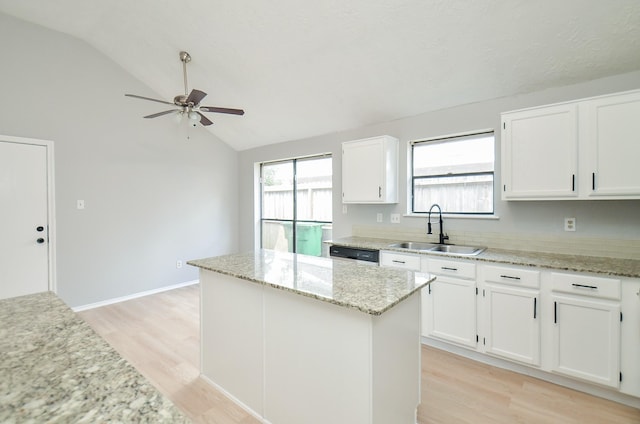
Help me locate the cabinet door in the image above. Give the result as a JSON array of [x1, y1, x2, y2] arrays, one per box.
[[582, 91, 640, 198], [423, 276, 477, 348], [501, 104, 578, 199], [342, 136, 397, 203], [551, 294, 621, 388], [484, 285, 540, 366]]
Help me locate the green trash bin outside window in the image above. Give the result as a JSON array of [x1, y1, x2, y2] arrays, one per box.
[[295, 223, 324, 256]]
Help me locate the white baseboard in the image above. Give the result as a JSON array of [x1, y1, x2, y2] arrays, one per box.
[[72, 280, 199, 312]]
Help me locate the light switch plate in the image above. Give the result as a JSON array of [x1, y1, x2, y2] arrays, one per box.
[[376, 213, 383, 223]]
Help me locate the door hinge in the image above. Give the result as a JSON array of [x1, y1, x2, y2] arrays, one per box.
[[476, 287, 478, 295], [503, 184, 506, 192], [620, 372, 623, 382], [483, 289, 485, 297], [620, 312, 623, 322], [483, 337, 486, 345], [503, 122, 506, 130], [476, 334, 479, 343]]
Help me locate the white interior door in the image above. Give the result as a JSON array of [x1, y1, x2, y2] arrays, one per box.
[[0, 139, 50, 299]]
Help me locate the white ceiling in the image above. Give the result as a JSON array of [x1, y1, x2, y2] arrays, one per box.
[[1, 1, 640, 151]]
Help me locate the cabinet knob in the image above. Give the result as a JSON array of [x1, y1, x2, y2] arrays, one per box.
[[37, 238, 45, 244]]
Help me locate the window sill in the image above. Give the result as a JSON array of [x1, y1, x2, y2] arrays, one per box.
[[403, 213, 500, 220]]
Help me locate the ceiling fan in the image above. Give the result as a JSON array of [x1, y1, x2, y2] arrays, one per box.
[[125, 51, 244, 127]]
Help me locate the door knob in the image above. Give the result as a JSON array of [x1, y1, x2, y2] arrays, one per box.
[[37, 226, 44, 232], [37, 238, 45, 244]]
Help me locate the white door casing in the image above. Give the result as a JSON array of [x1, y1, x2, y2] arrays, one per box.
[[0, 136, 55, 299]]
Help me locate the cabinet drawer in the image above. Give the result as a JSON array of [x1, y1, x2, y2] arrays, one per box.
[[551, 272, 621, 300], [484, 265, 540, 289], [426, 258, 476, 280], [380, 251, 421, 271]]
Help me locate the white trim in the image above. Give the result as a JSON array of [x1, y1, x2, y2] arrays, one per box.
[[403, 213, 500, 220], [0, 135, 57, 295], [409, 128, 495, 145], [72, 280, 199, 312]]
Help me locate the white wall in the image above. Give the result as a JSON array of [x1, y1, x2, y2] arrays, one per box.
[[0, 13, 239, 307], [238, 71, 640, 251]]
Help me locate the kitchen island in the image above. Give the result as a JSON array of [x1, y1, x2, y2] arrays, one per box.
[[189, 249, 434, 424], [0, 291, 188, 423]]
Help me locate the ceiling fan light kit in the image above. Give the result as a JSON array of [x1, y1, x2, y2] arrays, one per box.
[[125, 51, 244, 127]]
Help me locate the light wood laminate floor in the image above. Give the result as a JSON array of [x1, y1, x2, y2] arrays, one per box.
[[79, 284, 640, 423]]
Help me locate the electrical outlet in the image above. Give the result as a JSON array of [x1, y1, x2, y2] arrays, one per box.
[[376, 213, 383, 223], [390, 213, 401, 224], [77, 200, 85, 210], [342, 204, 348, 214], [564, 217, 576, 232], [176, 260, 183, 269]]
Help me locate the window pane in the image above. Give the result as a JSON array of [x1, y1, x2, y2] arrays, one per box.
[[296, 157, 333, 222], [261, 220, 293, 253], [412, 132, 495, 214], [262, 162, 293, 220], [414, 135, 494, 176], [413, 174, 494, 213]]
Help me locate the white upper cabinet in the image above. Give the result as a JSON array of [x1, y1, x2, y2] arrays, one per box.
[[581, 91, 640, 198], [502, 104, 578, 199], [342, 135, 398, 203], [501, 89, 640, 200]]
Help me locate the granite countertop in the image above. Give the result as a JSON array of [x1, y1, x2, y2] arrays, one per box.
[[0, 291, 189, 424], [188, 249, 434, 316], [329, 236, 640, 278]]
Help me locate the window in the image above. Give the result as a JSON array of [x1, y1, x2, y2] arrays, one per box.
[[260, 155, 332, 256], [411, 132, 494, 214]]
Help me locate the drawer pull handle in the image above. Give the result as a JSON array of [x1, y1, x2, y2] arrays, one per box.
[[500, 274, 521, 280], [572, 283, 598, 290], [392, 260, 406, 264], [441, 266, 458, 271]]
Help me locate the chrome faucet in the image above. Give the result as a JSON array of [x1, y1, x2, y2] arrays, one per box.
[[427, 203, 449, 244]]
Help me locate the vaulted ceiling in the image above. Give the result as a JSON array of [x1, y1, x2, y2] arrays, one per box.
[[1, 1, 640, 151]]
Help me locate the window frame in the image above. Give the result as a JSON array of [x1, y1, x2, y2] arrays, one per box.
[[410, 131, 495, 216]]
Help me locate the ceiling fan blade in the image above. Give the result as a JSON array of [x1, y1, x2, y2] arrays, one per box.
[[186, 89, 207, 105], [144, 109, 180, 119], [125, 94, 175, 106], [200, 106, 245, 115], [197, 112, 214, 126]]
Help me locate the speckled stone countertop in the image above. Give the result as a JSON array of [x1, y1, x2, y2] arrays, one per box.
[[0, 291, 189, 423], [329, 236, 640, 278], [188, 249, 434, 316]]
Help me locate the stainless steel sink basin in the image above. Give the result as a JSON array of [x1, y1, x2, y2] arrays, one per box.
[[427, 244, 486, 256], [387, 242, 438, 251], [388, 241, 486, 256]]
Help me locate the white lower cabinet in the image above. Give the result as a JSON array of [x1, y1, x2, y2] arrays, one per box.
[[482, 265, 541, 366], [377, 251, 637, 401], [423, 258, 477, 349], [550, 272, 621, 388]]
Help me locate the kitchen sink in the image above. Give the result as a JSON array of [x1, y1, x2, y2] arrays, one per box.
[[387, 242, 438, 251], [427, 244, 486, 256], [388, 241, 486, 256]]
